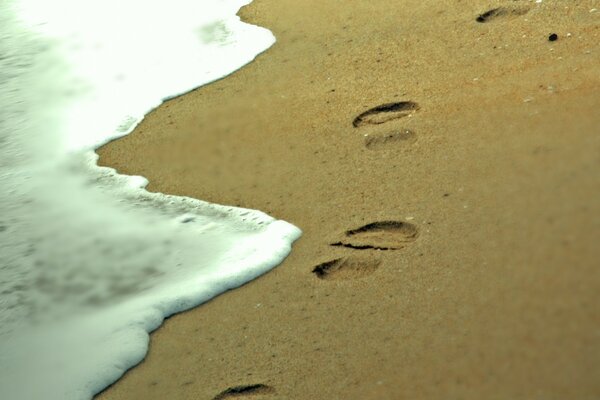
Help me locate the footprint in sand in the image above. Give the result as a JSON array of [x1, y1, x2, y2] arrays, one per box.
[[330, 221, 419, 250], [352, 101, 419, 128], [313, 221, 418, 280], [213, 384, 275, 399], [475, 6, 530, 23], [312, 255, 381, 280], [364, 128, 416, 150]]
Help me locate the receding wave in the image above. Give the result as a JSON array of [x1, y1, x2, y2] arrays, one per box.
[[0, 1, 300, 399]]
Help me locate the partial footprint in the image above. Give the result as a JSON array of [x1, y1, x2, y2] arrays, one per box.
[[312, 255, 381, 280], [213, 384, 275, 399], [353, 101, 419, 127], [365, 129, 416, 150], [331, 221, 418, 250], [475, 7, 529, 23]]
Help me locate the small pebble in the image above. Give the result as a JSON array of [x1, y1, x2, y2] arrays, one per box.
[[548, 33, 558, 41]]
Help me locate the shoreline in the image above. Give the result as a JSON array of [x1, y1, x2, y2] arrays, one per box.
[[97, 1, 600, 399]]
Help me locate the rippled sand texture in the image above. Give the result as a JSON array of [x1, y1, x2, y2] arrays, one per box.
[[97, 0, 600, 399]]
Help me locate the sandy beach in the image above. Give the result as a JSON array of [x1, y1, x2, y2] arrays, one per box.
[[96, 0, 600, 399]]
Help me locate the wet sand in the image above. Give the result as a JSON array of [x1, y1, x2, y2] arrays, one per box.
[[96, 0, 600, 399]]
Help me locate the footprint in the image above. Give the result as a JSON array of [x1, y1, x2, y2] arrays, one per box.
[[353, 101, 419, 127], [475, 7, 529, 23], [331, 221, 418, 250], [364, 129, 416, 150], [213, 384, 275, 399], [312, 256, 381, 280]]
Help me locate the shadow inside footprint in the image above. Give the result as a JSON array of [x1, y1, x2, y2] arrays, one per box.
[[331, 221, 418, 250], [353, 101, 419, 127], [213, 384, 275, 399], [313, 256, 381, 280], [476, 7, 529, 23], [365, 129, 416, 150]]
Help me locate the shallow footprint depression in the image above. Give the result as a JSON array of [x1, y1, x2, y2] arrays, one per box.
[[352, 101, 420, 127], [331, 221, 419, 250], [475, 6, 530, 23], [213, 384, 275, 399], [364, 129, 416, 150], [312, 256, 382, 281]]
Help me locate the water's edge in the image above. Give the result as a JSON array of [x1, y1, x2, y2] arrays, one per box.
[[0, 1, 300, 399]]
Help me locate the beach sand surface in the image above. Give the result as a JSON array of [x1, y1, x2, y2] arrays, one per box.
[[97, 0, 600, 398]]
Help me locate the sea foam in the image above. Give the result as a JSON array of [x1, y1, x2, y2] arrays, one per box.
[[0, 1, 300, 399]]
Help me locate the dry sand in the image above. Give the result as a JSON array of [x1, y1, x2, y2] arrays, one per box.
[[96, 0, 600, 399]]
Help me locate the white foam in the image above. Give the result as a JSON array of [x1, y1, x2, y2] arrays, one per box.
[[0, 1, 300, 399]]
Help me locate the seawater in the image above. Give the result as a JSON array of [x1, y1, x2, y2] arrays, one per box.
[[0, 1, 301, 399]]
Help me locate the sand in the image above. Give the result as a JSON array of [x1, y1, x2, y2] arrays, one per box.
[[96, 0, 600, 399]]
